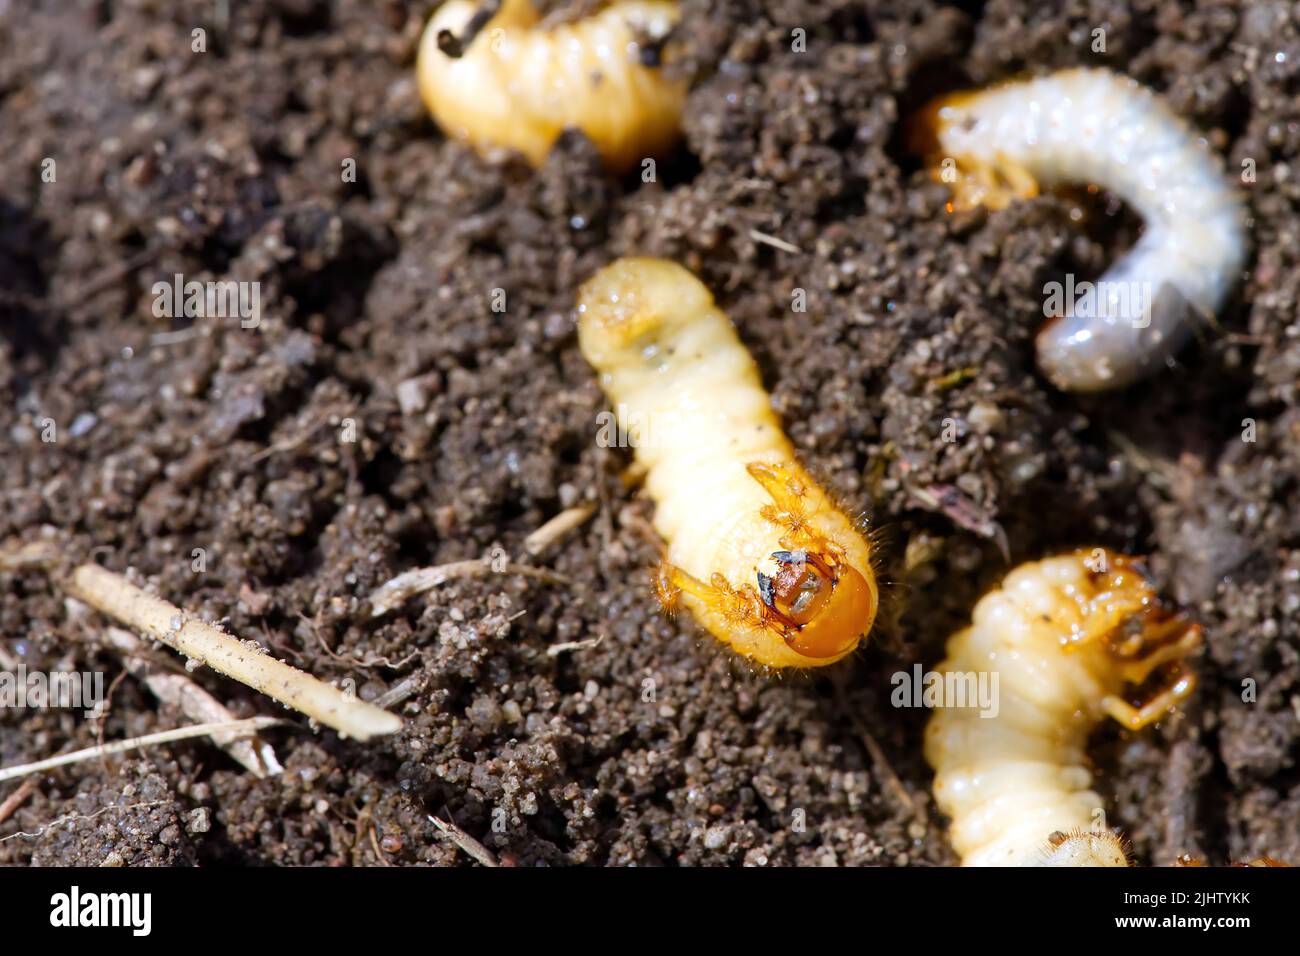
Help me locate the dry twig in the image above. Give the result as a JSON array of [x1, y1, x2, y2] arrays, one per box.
[[429, 814, 499, 867], [0, 778, 39, 825], [547, 634, 605, 657], [66, 564, 401, 741], [0, 717, 284, 784], [523, 503, 597, 556], [369, 558, 569, 618], [102, 626, 284, 778], [748, 228, 803, 255]]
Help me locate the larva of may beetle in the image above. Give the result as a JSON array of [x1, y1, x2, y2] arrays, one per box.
[[921, 68, 1247, 392], [1035, 828, 1130, 867], [924, 549, 1202, 866], [577, 258, 879, 669], [417, 0, 685, 171]]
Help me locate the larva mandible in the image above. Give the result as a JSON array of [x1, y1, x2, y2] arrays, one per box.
[[417, 0, 685, 172], [921, 68, 1247, 392], [924, 549, 1202, 866], [576, 258, 879, 669]]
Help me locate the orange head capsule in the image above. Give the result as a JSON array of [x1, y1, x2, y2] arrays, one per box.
[[757, 550, 876, 660]]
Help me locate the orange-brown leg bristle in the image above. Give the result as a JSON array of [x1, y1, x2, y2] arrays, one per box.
[[653, 561, 682, 615], [747, 461, 809, 514], [654, 560, 766, 630]]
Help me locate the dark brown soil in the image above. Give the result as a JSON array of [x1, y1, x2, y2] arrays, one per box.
[[1, 0, 1298, 867]]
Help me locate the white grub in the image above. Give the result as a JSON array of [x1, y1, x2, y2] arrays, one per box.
[[930, 68, 1246, 391], [924, 550, 1201, 866], [417, 0, 684, 171], [577, 258, 879, 669]]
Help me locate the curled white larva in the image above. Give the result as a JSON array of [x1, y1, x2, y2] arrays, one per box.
[[417, 0, 685, 171], [924, 68, 1247, 392], [577, 258, 879, 669], [924, 550, 1201, 866]]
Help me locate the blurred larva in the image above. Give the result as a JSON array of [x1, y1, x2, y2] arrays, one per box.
[[1179, 855, 1292, 867], [925, 549, 1201, 866], [416, 0, 685, 171], [921, 68, 1247, 392], [577, 258, 879, 669], [1035, 828, 1130, 867]]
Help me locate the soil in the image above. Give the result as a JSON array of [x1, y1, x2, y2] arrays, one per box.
[[1, 0, 1298, 867]]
